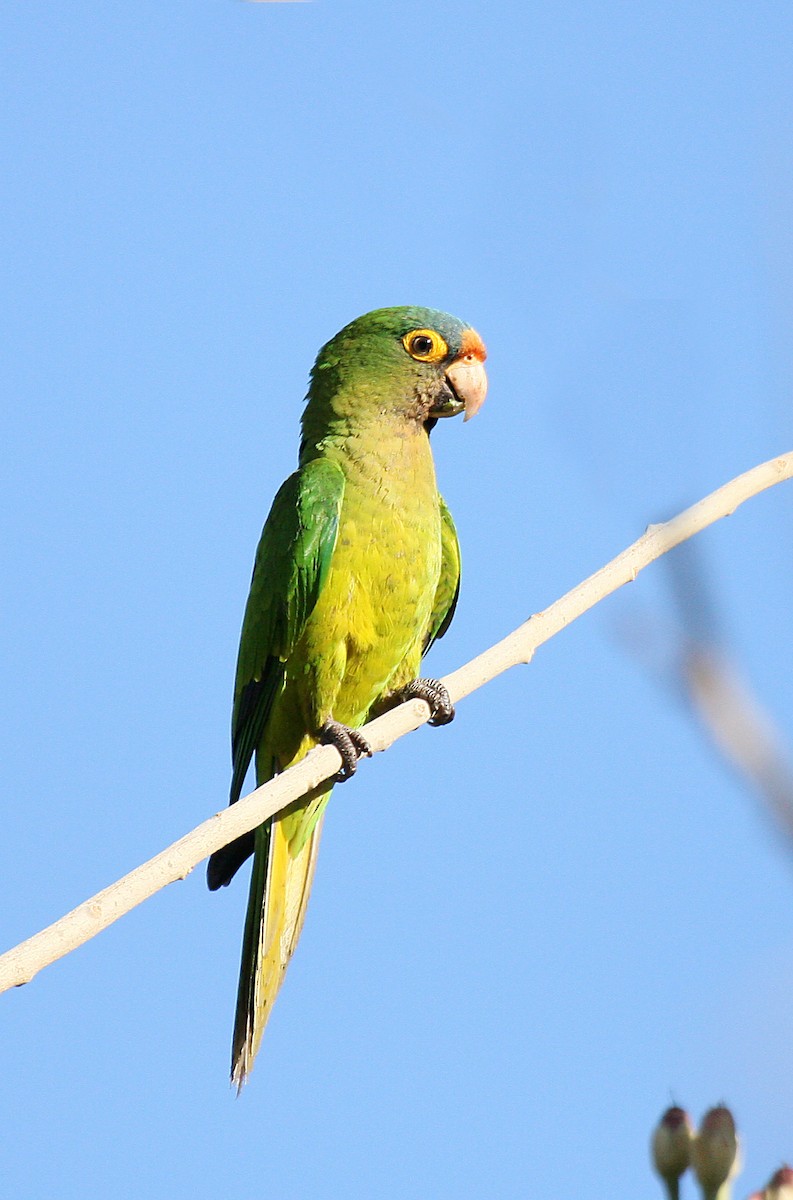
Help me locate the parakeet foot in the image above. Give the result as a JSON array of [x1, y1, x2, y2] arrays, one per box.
[[319, 720, 372, 781], [399, 678, 455, 726]]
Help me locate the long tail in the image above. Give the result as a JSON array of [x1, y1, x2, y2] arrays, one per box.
[[230, 782, 331, 1088]]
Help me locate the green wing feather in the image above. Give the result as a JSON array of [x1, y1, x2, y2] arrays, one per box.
[[229, 457, 345, 805], [207, 456, 345, 893], [212, 457, 345, 1078], [423, 494, 461, 654]]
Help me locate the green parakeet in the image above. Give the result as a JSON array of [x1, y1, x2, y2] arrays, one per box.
[[208, 306, 487, 1086]]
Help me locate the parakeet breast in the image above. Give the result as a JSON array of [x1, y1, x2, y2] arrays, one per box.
[[291, 421, 442, 729]]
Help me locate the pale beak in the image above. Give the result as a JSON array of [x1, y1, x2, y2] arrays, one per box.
[[444, 354, 488, 421]]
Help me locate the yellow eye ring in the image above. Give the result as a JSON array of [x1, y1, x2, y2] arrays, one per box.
[[402, 328, 448, 363]]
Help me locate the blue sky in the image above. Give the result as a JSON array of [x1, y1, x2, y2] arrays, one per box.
[[2, 2, 793, 1196]]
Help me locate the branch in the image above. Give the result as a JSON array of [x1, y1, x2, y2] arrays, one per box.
[[683, 646, 793, 845], [2, 451, 791, 995], [621, 541, 793, 852]]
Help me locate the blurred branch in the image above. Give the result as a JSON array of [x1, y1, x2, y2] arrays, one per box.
[[1, 451, 792, 995], [623, 530, 793, 849], [665, 538, 725, 644], [683, 646, 793, 844]]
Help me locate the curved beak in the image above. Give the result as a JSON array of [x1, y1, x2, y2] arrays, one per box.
[[442, 354, 488, 421]]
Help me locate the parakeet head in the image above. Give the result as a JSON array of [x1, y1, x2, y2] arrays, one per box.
[[304, 306, 488, 435]]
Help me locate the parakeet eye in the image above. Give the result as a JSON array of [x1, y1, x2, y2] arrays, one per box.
[[403, 328, 448, 363]]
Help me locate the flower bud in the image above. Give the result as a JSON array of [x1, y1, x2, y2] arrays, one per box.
[[690, 1106, 740, 1193], [765, 1165, 793, 1200], [652, 1106, 693, 1186]]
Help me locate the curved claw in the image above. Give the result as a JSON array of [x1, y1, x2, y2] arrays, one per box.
[[319, 720, 373, 782], [400, 678, 455, 727]]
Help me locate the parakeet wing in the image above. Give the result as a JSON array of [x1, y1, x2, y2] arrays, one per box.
[[423, 494, 461, 654], [229, 457, 345, 804]]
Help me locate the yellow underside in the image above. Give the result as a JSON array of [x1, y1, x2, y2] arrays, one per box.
[[232, 424, 444, 1084]]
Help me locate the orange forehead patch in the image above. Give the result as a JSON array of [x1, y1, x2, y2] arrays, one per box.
[[460, 327, 487, 361]]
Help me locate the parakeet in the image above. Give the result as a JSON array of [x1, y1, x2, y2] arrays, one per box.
[[208, 306, 487, 1087]]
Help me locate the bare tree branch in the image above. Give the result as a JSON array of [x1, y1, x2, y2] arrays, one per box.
[[1, 451, 791, 996]]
